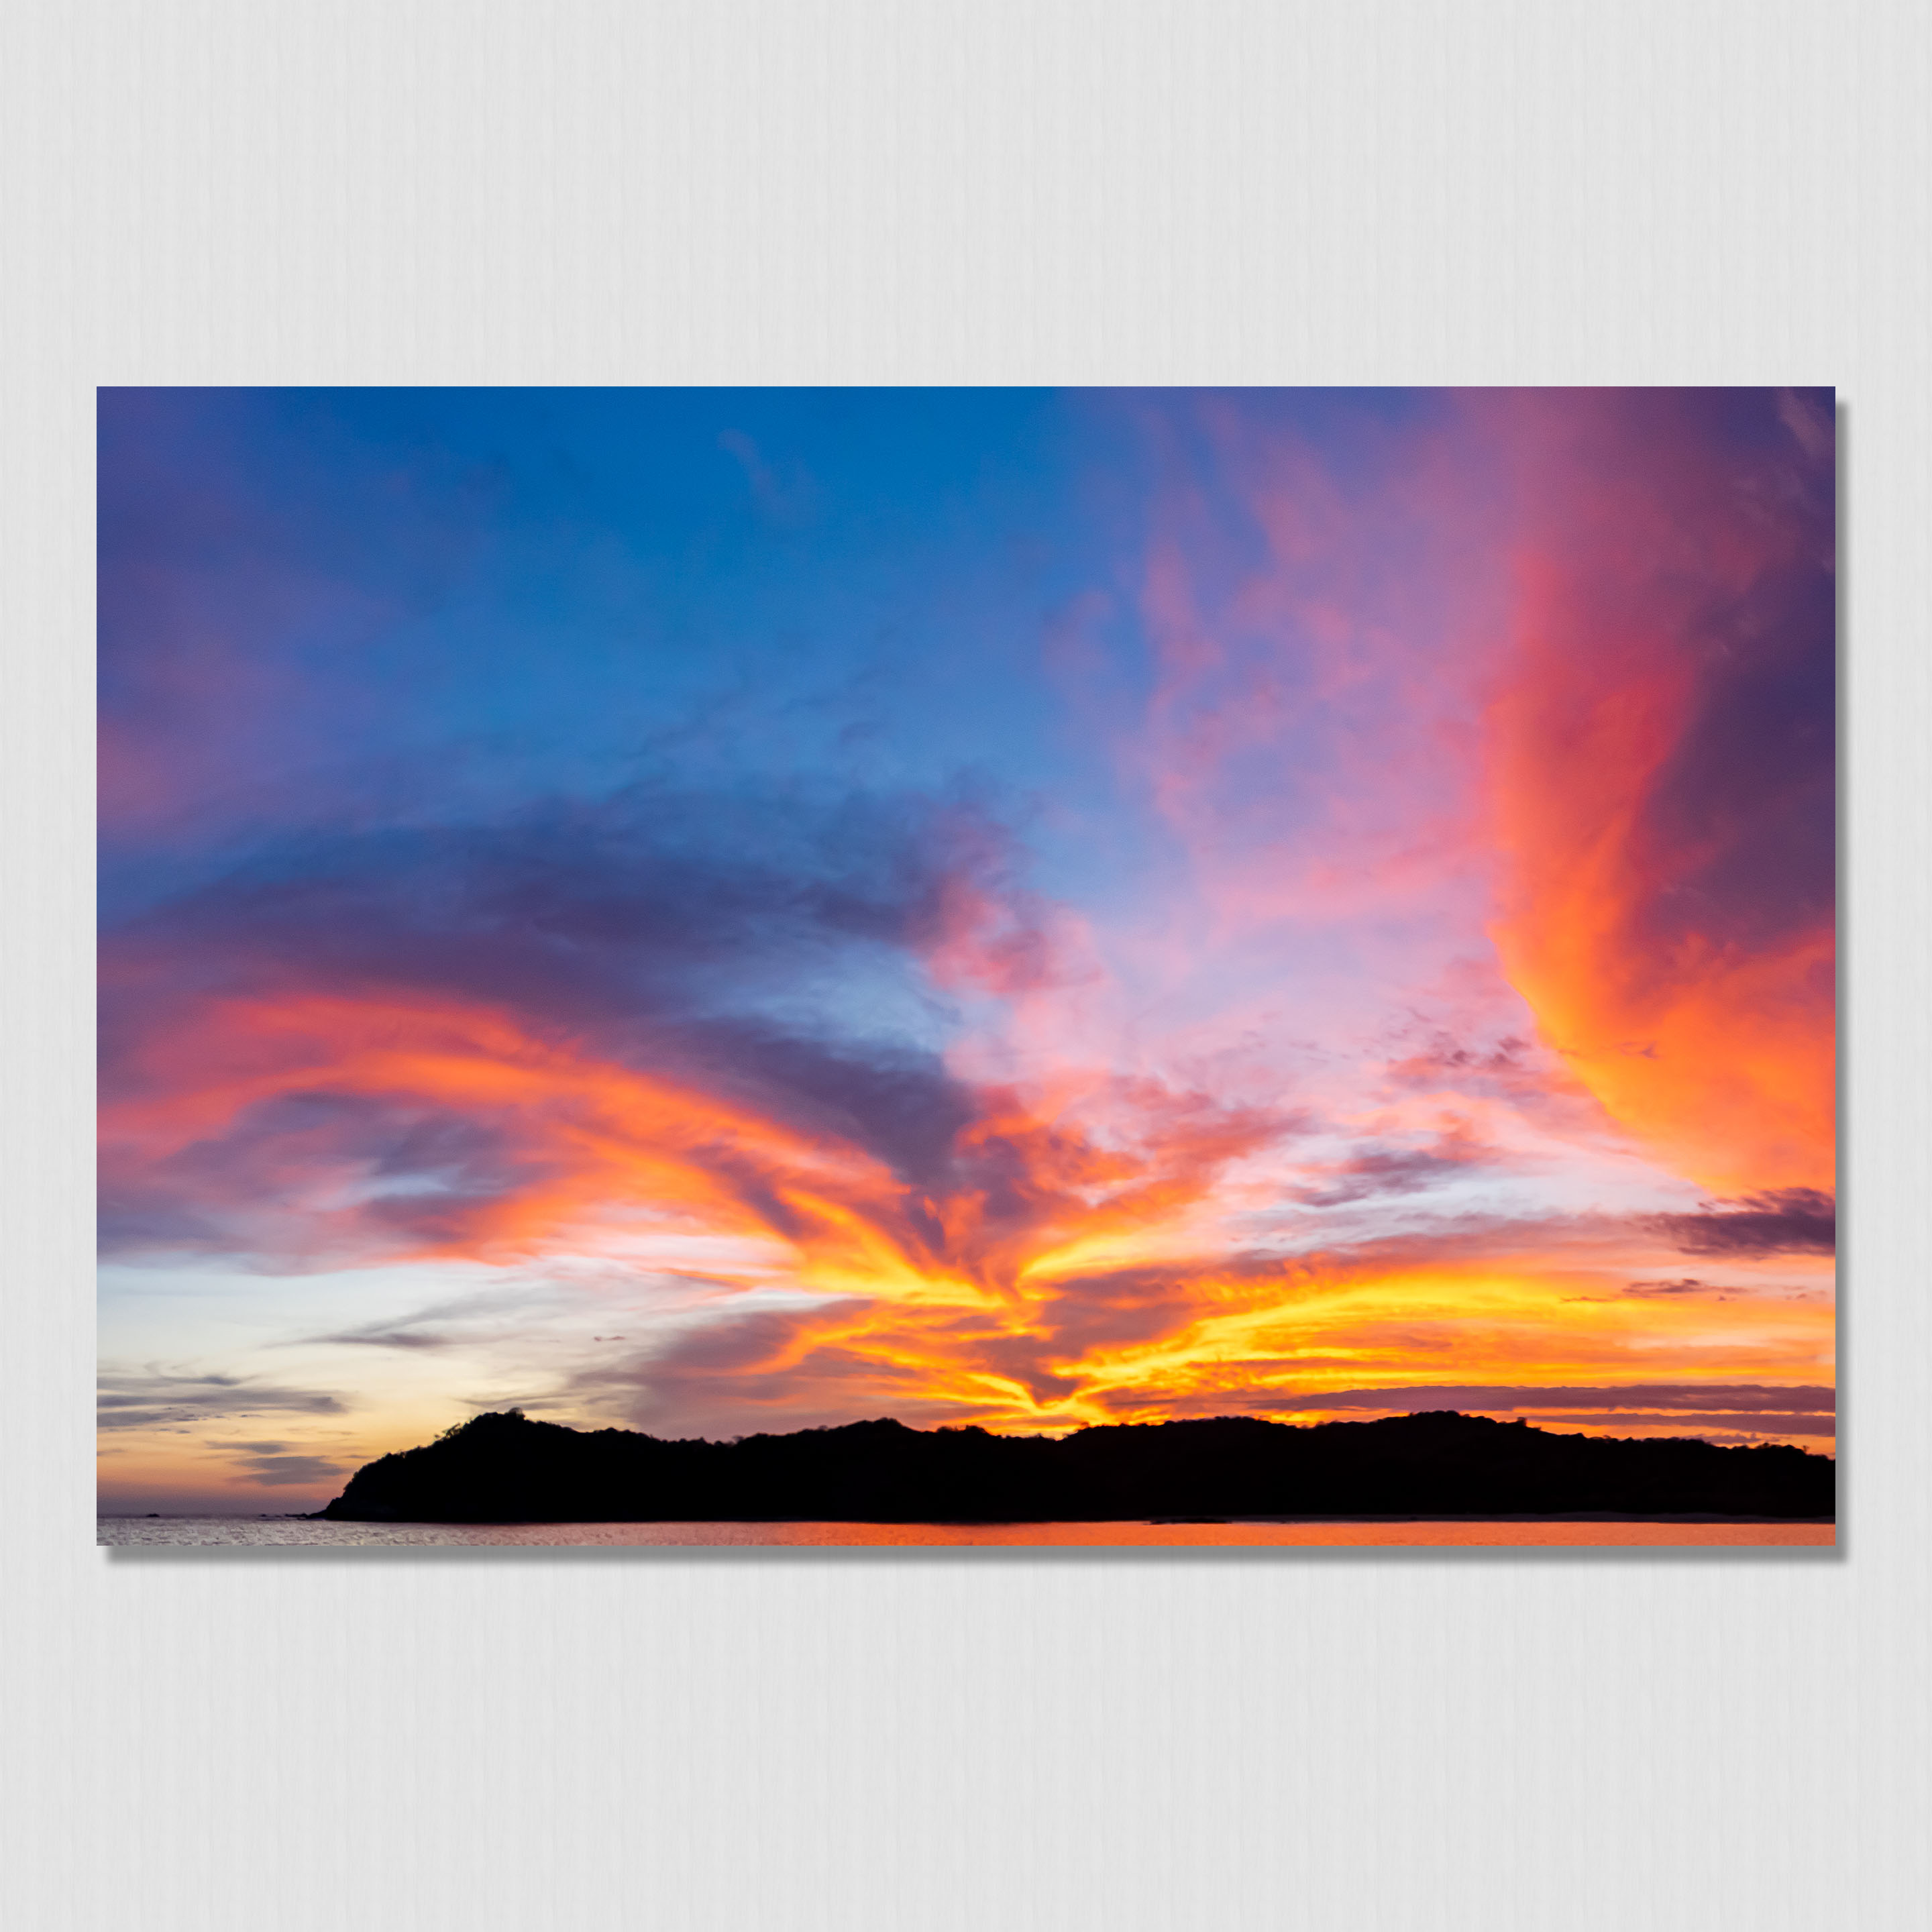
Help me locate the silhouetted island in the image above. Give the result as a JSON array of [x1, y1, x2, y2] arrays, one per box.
[[317, 1409, 1834, 1523]]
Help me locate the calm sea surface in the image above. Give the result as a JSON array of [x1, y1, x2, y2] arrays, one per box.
[[99, 1517, 1835, 1548]]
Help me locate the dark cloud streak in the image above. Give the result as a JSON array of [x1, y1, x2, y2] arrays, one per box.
[[1269, 1383, 1834, 1416], [97, 1372, 348, 1431], [1650, 1189, 1835, 1257]]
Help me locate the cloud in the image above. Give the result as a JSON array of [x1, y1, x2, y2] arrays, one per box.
[[1512, 1412, 1835, 1439], [552, 1178, 1836, 1440], [1481, 388, 1835, 1195], [97, 1372, 347, 1431], [1383, 1032, 1544, 1097], [313, 1326, 458, 1350], [1650, 1189, 1836, 1257], [1257, 1382, 1834, 1416], [97, 784, 1062, 1270], [229, 1451, 345, 1487], [1292, 1123, 1492, 1208], [101, 782, 972, 1061], [98, 724, 1309, 1363]]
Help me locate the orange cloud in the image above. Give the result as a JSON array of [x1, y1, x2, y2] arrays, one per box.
[[1481, 390, 1835, 1193], [101, 985, 1288, 1322]]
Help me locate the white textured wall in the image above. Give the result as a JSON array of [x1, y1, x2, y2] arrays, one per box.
[[4, 5, 1926, 1927]]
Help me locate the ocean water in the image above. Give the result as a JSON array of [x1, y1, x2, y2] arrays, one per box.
[[99, 1517, 1836, 1548]]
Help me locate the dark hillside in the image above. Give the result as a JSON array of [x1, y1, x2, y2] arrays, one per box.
[[319, 1409, 1835, 1523]]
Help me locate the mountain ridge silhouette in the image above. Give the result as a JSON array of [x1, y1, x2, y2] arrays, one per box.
[[317, 1407, 1835, 1523]]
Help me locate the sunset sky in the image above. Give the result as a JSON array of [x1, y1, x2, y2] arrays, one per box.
[[97, 387, 1836, 1513]]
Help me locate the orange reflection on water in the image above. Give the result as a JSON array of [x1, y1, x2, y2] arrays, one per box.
[[96, 1517, 1836, 1548]]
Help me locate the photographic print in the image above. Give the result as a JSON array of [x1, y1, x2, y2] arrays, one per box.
[[97, 388, 1836, 1546]]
